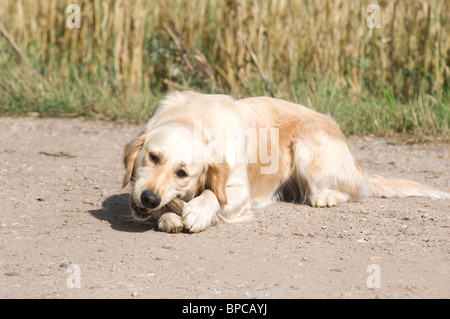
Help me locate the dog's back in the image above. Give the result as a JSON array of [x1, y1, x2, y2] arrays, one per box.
[[237, 96, 450, 206]]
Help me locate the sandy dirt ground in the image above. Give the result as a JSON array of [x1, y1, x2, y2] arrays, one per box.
[[0, 117, 449, 299]]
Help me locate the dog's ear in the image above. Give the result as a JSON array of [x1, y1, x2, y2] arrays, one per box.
[[207, 162, 229, 205], [122, 132, 146, 188]]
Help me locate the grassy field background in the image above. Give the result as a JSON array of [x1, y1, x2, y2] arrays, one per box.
[[0, 0, 448, 139]]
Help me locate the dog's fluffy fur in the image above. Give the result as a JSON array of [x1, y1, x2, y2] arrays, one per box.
[[123, 91, 449, 233]]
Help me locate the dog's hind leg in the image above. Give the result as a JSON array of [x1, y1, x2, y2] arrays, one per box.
[[293, 135, 369, 207]]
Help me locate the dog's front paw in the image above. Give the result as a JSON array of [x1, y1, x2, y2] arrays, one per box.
[[182, 197, 219, 233], [157, 212, 184, 233]]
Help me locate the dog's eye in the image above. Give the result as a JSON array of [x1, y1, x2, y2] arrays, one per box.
[[176, 169, 188, 178], [149, 153, 159, 164]]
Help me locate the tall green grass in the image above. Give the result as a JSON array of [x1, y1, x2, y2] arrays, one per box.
[[0, 0, 448, 138]]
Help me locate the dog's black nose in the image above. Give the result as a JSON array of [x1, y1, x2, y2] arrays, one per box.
[[140, 190, 161, 209]]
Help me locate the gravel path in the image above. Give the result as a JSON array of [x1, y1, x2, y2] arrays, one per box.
[[0, 117, 449, 298]]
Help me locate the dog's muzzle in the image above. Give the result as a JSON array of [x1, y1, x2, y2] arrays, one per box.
[[140, 189, 161, 209], [130, 200, 152, 219], [130, 189, 162, 220]]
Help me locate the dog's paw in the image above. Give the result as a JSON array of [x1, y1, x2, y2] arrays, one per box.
[[182, 197, 219, 233], [157, 212, 184, 233], [310, 190, 349, 207]]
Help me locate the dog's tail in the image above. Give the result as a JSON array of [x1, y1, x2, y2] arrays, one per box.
[[367, 174, 450, 199]]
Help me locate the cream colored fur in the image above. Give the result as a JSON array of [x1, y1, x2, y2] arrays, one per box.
[[123, 91, 449, 233]]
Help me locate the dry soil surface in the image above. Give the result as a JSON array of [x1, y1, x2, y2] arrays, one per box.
[[0, 117, 449, 299]]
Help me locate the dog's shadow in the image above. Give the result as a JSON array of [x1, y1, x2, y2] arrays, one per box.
[[88, 193, 157, 232]]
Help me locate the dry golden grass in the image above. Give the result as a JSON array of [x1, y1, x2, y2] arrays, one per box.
[[0, 0, 448, 137], [1, 0, 448, 96]]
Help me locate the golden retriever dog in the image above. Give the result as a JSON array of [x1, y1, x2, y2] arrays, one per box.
[[122, 91, 449, 233]]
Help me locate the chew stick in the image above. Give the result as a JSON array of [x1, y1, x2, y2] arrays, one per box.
[[165, 198, 185, 216]]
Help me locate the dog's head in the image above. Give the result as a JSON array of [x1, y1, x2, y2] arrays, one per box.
[[122, 121, 229, 221]]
